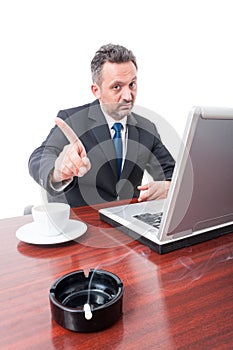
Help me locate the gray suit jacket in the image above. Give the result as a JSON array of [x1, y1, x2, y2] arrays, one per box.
[[29, 100, 175, 207]]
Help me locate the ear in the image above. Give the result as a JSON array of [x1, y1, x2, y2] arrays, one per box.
[[91, 83, 101, 99]]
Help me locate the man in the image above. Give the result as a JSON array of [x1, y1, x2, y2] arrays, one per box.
[[29, 44, 175, 207]]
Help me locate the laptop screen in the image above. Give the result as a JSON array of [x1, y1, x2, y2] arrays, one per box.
[[160, 107, 233, 239]]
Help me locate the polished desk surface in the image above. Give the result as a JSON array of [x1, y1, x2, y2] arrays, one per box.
[[1, 202, 233, 350]]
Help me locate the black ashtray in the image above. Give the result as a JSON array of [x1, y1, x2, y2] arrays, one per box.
[[49, 269, 124, 332]]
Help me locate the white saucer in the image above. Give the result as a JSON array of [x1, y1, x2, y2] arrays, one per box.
[[16, 219, 87, 245]]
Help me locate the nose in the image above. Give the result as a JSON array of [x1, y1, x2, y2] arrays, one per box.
[[121, 86, 132, 101]]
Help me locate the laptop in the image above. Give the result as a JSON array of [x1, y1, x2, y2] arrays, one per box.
[[99, 106, 233, 254]]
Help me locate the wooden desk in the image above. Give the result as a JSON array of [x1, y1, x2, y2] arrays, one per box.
[[1, 203, 233, 350]]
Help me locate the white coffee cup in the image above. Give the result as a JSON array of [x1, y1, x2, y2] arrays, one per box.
[[32, 203, 70, 236]]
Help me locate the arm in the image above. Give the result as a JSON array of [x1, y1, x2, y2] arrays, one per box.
[[137, 123, 175, 202]]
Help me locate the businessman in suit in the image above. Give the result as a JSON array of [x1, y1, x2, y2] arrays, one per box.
[[29, 44, 175, 207]]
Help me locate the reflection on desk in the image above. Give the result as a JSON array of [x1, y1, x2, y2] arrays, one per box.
[[1, 202, 233, 350]]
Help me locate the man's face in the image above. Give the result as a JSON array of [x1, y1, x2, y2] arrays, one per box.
[[91, 61, 137, 120]]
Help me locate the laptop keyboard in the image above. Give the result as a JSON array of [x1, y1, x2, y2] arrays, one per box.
[[133, 212, 163, 229]]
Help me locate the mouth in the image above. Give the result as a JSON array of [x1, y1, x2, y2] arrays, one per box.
[[119, 102, 133, 110]]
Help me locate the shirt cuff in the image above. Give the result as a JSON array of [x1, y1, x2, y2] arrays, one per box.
[[49, 172, 73, 192]]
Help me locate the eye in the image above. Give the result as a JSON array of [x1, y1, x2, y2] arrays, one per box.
[[129, 81, 137, 90], [113, 84, 121, 90]]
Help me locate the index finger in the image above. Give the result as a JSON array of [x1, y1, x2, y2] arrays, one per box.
[[55, 117, 80, 144]]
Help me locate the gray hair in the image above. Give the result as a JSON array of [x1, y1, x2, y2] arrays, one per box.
[[91, 43, 137, 85]]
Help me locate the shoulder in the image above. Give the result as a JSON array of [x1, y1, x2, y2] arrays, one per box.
[[57, 100, 99, 120], [130, 111, 159, 134]]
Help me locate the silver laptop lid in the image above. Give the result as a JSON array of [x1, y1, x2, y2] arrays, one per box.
[[159, 106, 233, 241]]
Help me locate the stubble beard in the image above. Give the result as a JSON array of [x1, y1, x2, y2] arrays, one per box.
[[108, 102, 134, 120]]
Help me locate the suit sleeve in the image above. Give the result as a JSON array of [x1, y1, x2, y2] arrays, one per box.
[[145, 123, 175, 181]]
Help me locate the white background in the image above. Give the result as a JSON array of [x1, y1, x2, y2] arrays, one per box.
[[1, 0, 233, 218]]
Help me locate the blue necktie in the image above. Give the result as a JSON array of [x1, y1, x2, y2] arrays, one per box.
[[112, 123, 123, 179]]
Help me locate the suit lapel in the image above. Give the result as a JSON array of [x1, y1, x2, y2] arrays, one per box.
[[87, 102, 118, 177]]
